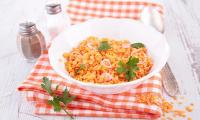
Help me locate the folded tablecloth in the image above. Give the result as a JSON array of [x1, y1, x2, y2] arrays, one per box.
[[18, 0, 163, 119]]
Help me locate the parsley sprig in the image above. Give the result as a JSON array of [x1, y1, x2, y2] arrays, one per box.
[[41, 77, 76, 119], [116, 57, 139, 81], [131, 43, 145, 49], [98, 41, 111, 51]]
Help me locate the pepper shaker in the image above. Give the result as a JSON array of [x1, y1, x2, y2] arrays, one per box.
[[17, 22, 46, 62]]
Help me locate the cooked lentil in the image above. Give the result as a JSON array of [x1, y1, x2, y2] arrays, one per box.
[[63, 36, 153, 84]]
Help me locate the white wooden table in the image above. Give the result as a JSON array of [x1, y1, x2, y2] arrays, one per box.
[[0, 0, 200, 120]]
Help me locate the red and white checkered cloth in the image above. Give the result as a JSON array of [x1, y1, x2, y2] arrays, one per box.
[[18, 0, 163, 119]]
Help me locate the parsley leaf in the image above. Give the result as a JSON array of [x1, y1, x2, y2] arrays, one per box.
[[55, 84, 59, 91], [125, 70, 135, 81], [41, 77, 52, 95], [127, 57, 139, 68], [41, 77, 75, 119], [131, 43, 145, 49], [98, 41, 111, 51], [75, 64, 85, 74], [48, 97, 61, 112], [117, 67, 126, 73], [132, 66, 139, 71], [116, 57, 139, 81], [116, 61, 126, 73], [60, 88, 76, 105]]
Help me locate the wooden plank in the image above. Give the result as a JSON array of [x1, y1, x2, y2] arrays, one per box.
[[164, 0, 200, 119], [164, 0, 200, 94], [0, 54, 34, 119]]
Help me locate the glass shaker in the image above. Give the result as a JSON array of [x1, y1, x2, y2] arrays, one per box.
[[17, 22, 46, 62], [45, 2, 71, 42]]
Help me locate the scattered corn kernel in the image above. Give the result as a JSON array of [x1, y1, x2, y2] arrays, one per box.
[[166, 117, 173, 120], [188, 117, 192, 120], [173, 110, 186, 117], [162, 100, 173, 113], [136, 94, 194, 119], [136, 93, 160, 106], [161, 117, 166, 120], [185, 105, 193, 112], [178, 101, 183, 104], [172, 96, 177, 101]]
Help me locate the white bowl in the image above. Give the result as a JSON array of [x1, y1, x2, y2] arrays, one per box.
[[49, 18, 169, 94]]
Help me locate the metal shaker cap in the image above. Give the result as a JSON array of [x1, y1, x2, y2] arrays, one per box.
[[45, 3, 61, 14], [19, 22, 38, 35]]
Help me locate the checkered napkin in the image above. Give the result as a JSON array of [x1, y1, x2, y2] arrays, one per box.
[[18, 0, 163, 119]]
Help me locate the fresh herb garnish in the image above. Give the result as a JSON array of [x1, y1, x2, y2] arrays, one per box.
[[41, 77, 76, 119], [131, 43, 145, 49], [116, 57, 139, 81], [41, 77, 52, 94], [98, 41, 111, 51], [75, 64, 85, 74]]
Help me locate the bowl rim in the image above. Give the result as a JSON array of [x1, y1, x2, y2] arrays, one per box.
[[49, 18, 170, 88]]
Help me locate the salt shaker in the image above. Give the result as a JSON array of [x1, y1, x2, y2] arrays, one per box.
[[45, 2, 71, 42], [17, 22, 46, 62]]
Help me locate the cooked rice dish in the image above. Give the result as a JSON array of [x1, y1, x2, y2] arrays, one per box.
[[63, 36, 153, 84]]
